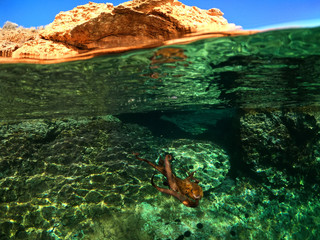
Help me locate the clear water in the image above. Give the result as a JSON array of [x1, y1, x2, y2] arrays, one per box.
[[1, 27, 320, 240], [1, 27, 319, 119]]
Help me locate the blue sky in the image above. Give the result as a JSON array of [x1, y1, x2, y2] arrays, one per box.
[[0, 0, 320, 29]]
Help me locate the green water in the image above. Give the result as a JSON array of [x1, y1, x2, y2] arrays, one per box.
[[1, 27, 320, 240], [1, 27, 320, 119]]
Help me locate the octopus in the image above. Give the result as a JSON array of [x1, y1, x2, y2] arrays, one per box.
[[133, 153, 203, 208]]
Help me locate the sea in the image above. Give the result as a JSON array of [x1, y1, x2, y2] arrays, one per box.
[[0, 27, 320, 240]]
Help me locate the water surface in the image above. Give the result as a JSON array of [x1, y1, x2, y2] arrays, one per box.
[[0, 27, 319, 119]]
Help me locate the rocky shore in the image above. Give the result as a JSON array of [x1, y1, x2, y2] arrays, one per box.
[[0, 0, 257, 63]]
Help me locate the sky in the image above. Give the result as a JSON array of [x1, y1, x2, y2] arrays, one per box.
[[0, 0, 320, 29]]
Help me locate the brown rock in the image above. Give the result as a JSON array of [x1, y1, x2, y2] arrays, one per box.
[[0, 0, 255, 63], [40, 2, 114, 48], [12, 39, 78, 59], [0, 26, 39, 57], [41, 0, 236, 50], [0, 41, 19, 57]]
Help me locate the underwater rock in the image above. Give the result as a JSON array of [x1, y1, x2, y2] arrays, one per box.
[[160, 109, 235, 135], [0, 116, 170, 239], [1, 115, 320, 239], [163, 139, 230, 192], [0, 115, 230, 239], [239, 110, 320, 185]]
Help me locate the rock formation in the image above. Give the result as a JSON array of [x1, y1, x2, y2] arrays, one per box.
[[0, 25, 40, 57], [11, 39, 79, 59], [0, 0, 249, 62], [40, 0, 234, 50]]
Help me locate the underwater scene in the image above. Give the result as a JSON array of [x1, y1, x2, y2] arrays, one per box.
[[1, 27, 320, 240]]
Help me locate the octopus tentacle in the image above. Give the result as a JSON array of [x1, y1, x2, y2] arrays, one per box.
[[186, 171, 200, 183], [151, 175, 199, 208], [164, 154, 179, 192], [133, 152, 166, 175], [151, 174, 186, 201]]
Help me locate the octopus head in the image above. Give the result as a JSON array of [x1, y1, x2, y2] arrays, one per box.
[[186, 182, 203, 200]]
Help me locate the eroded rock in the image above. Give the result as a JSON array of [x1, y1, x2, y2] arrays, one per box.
[[239, 110, 320, 185], [0, 0, 240, 61], [12, 39, 78, 59], [40, 0, 235, 50]]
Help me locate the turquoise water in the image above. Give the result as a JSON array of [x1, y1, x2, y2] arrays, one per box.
[[1, 27, 319, 119], [1, 27, 320, 239]]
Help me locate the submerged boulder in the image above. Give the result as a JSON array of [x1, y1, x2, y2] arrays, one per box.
[[0, 116, 231, 239], [239, 109, 320, 185]]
